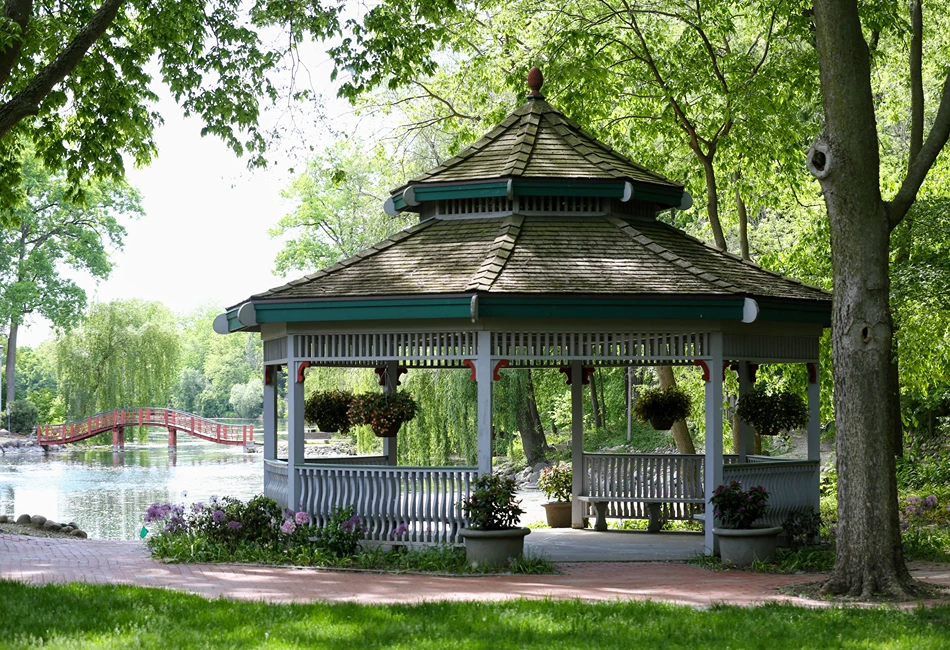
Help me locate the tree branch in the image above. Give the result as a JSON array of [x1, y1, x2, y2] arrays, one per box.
[[908, 0, 923, 168], [0, 0, 125, 139], [887, 70, 950, 228], [0, 0, 33, 92]]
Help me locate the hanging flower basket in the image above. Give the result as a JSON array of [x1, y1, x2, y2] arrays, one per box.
[[649, 416, 676, 431], [348, 391, 418, 438], [633, 386, 691, 431], [736, 384, 808, 436], [303, 390, 353, 433]]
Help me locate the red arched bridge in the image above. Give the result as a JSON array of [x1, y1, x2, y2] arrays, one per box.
[[36, 409, 255, 450]]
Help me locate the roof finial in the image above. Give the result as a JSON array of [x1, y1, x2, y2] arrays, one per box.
[[527, 66, 544, 99]]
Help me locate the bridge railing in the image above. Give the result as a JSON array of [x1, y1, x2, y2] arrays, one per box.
[[36, 408, 255, 446]]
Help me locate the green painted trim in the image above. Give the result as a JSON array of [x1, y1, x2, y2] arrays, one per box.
[[226, 309, 243, 332], [756, 300, 831, 326], [414, 182, 509, 202], [254, 297, 473, 323], [478, 296, 746, 320], [513, 180, 624, 198], [392, 195, 407, 211]]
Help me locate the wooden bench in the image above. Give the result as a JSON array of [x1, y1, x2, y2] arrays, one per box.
[[577, 496, 705, 533]]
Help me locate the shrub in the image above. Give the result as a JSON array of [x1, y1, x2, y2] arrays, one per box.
[[710, 481, 770, 529], [460, 473, 524, 530], [782, 507, 822, 550], [304, 390, 353, 433], [736, 384, 808, 436], [632, 386, 691, 426], [8, 400, 38, 435], [313, 505, 364, 557], [538, 462, 572, 502]]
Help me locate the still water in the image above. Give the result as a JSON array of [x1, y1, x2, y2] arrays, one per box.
[[0, 439, 264, 540]]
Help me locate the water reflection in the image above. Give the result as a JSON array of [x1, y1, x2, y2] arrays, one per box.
[[0, 440, 262, 540]]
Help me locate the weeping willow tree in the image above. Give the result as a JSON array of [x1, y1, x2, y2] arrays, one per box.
[[56, 300, 180, 430], [398, 369, 477, 466]]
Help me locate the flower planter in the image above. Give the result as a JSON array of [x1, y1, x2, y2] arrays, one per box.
[[649, 416, 675, 431], [372, 422, 402, 438], [713, 526, 783, 566], [459, 527, 530, 568], [542, 502, 572, 528]]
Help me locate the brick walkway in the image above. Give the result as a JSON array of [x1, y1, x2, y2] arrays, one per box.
[[1, 534, 947, 607]]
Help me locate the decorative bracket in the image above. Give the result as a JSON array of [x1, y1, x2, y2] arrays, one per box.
[[493, 360, 510, 381], [296, 361, 312, 383], [693, 360, 710, 382], [807, 362, 818, 384], [463, 359, 476, 381], [264, 366, 274, 386], [375, 366, 408, 387], [558, 366, 595, 385]]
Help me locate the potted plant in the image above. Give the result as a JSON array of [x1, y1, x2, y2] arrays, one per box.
[[537, 462, 572, 528], [459, 473, 530, 567], [304, 390, 353, 434], [633, 386, 692, 430], [348, 391, 418, 437], [710, 480, 783, 566], [736, 384, 808, 436]]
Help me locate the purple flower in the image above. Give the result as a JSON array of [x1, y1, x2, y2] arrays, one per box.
[[907, 496, 922, 505], [281, 520, 296, 535], [192, 502, 205, 513], [829, 525, 838, 535], [391, 523, 409, 539], [212, 509, 226, 523], [900, 521, 910, 531], [341, 514, 361, 534], [923, 495, 938, 510], [227, 520, 243, 531], [295, 511, 310, 526]]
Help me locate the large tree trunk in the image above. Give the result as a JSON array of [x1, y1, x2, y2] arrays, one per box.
[[516, 369, 550, 466], [810, 0, 915, 598], [4, 319, 17, 409], [656, 366, 696, 454]]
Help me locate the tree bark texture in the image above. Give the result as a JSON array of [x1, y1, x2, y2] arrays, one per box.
[[589, 375, 601, 429], [517, 369, 550, 466], [700, 155, 728, 251], [736, 186, 751, 261], [811, 0, 914, 598], [3, 319, 16, 409], [656, 365, 696, 454]]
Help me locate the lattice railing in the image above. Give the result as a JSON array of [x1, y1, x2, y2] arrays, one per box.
[[294, 332, 478, 365], [493, 332, 708, 363], [298, 465, 476, 544], [723, 460, 820, 528], [264, 460, 289, 508]]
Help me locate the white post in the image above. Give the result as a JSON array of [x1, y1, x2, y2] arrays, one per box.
[[263, 365, 278, 461], [737, 360, 755, 461], [286, 335, 305, 511], [383, 360, 399, 466], [807, 362, 821, 512], [571, 360, 585, 528], [626, 366, 633, 442], [476, 330, 493, 476], [704, 333, 724, 555]]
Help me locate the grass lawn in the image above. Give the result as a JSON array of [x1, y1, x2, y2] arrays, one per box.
[[0, 581, 948, 649]]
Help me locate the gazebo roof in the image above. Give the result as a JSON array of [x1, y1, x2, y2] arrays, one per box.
[[220, 69, 830, 333]]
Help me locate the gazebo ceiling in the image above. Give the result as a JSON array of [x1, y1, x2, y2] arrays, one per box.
[[218, 68, 831, 334]]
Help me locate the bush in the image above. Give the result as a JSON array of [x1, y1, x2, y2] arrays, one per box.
[[304, 390, 354, 433], [782, 507, 822, 550], [8, 400, 38, 435], [314, 505, 364, 557], [736, 384, 808, 436], [538, 462, 572, 502], [710, 481, 770, 529], [460, 473, 524, 530], [632, 386, 691, 425]]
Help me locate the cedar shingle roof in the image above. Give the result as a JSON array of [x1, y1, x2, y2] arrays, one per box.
[[249, 215, 830, 304], [392, 99, 682, 192]]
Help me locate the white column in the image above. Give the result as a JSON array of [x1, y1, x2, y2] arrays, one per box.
[[737, 360, 755, 461], [476, 330, 493, 476], [263, 365, 278, 461], [571, 360, 585, 528], [383, 360, 399, 466], [807, 362, 821, 512], [704, 333, 724, 555], [286, 335, 305, 511]]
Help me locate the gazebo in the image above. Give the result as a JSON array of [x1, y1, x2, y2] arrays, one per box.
[[216, 69, 831, 554]]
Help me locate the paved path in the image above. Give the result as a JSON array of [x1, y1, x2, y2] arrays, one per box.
[[1, 534, 947, 607]]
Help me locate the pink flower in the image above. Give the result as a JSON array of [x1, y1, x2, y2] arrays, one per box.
[[281, 520, 296, 535], [295, 511, 310, 526]]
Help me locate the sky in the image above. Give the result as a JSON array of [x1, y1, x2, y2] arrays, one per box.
[[18, 63, 359, 347]]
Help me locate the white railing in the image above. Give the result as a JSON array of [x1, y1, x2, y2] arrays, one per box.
[[723, 460, 820, 528], [264, 460, 289, 507], [276, 456, 390, 466], [298, 465, 477, 544], [492, 332, 708, 363]]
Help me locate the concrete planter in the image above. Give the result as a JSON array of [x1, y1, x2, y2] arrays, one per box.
[[542, 502, 573, 528], [459, 527, 530, 568], [713, 526, 784, 566]]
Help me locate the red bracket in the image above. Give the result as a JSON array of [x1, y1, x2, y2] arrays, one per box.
[[463, 359, 476, 381], [693, 360, 710, 382], [493, 360, 510, 381], [375, 366, 408, 387], [558, 366, 595, 385], [264, 366, 274, 386], [807, 362, 817, 384], [750, 363, 759, 383], [296, 361, 312, 383]]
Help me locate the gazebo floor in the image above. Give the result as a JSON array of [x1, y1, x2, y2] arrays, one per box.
[[525, 528, 704, 562]]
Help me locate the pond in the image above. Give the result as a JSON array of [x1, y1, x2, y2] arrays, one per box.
[[0, 438, 264, 540]]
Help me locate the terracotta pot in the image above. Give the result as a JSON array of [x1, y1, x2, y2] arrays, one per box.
[[542, 501, 572, 528], [713, 526, 783, 566], [372, 422, 402, 438], [650, 416, 675, 431], [459, 527, 530, 568]]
